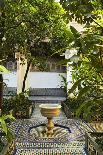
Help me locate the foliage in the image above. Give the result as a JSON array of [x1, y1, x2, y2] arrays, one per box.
[[0, 0, 74, 92], [0, 65, 10, 73], [60, 74, 68, 94], [69, 52, 103, 121], [0, 65, 10, 112], [67, 55, 103, 121], [32, 57, 50, 71], [95, 135, 103, 149], [76, 98, 103, 121], [0, 0, 73, 59], [60, 0, 103, 53], [12, 92, 32, 112], [68, 78, 84, 94], [0, 114, 15, 143], [64, 97, 83, 112], [2, 98, 13, 115], [60, 0, 103, 121], [60, 0, 103, 24], [7, 92, 32, 118], [0, 140, 4, 152]]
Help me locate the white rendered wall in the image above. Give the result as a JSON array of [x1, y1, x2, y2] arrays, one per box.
[[3, 72, 66, 88], [3, 72, 17, 87], [29, 72, 66, 88]]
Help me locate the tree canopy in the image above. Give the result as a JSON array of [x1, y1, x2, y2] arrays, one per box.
[[60, 0, 103, 24], [59, 0, 103, 121], [0, 0, 74, 59]]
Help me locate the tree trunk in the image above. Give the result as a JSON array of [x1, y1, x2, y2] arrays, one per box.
[[0, 74, 3, 111], [22, 60, 31, 93]]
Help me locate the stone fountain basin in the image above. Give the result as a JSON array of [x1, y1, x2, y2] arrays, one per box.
[[39, 104, 61, 118]]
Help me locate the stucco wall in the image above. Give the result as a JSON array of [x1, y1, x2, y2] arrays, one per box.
[[3, 71, 17, 87], [3, 72, 66, 88]]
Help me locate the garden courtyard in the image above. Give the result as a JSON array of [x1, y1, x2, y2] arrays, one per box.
[[0, 97, 103, 155], [8, 102, 95, 155], [0, 0, 103, 154]]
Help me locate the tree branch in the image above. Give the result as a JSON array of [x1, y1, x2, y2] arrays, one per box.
[[91, 17, 103, 29], [22, 59, 32, 92]]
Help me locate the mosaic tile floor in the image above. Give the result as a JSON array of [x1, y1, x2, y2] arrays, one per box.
[[10, 104, 94, 155], [9, 118, 94, 155], [14, 141, 86, 155]]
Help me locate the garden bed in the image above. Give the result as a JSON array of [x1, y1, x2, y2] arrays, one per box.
[[2, 93, 34, 119], [13, 105, 34, 119]]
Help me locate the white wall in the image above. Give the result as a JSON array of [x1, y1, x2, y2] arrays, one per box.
[[3, 72, 66, 88], [29, 72, 66, 88], [3, 71, 17, 87]]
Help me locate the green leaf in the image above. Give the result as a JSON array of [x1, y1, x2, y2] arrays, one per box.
[[6, 129, 14, 143], [76, 99, 93, 117], [57, 59, 70, 65], [68, 78, 84, 94], [0, 118, 7, 134], [0, 65, 10, 73], [70, 26, 80, 38], [3, 114, 15, 121], [77, 86, 90, 100], [83, 105, 93, 120]]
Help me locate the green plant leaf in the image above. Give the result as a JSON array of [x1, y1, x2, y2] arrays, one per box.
[[6, 129, 14, 143], [0, 118, 7, 134], [77, 86, 90, 100], [76, 99, 94, 117], [57, 59, 70, 65], [70, 26, 80, 38], [3, 114, 15, 121], [68, 78, 84, 94], [83, 105, 93, 120], [0, 65, 10, 73]]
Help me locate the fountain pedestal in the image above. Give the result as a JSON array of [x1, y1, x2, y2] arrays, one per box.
[[47, 117, 54, 136], [39, 104, 61, 137]]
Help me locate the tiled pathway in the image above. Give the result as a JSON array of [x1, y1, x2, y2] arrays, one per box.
[[11, 102, 94, 155]]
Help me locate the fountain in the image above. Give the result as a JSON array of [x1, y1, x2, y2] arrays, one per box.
[[29, 103, 70, 139], [39, 104, 61, 137]]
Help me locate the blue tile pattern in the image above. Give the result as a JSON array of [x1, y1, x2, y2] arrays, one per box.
[[9, 119, 94, 154]]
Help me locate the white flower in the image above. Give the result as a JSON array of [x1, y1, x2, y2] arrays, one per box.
[[2, 37, 6, 41], [21, 22, 25, 26], [69, 93, 75, 98]]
